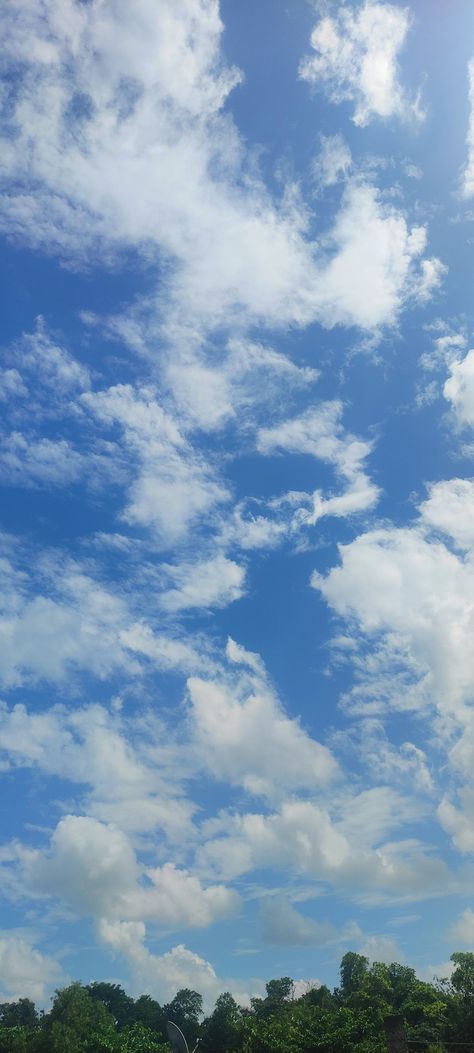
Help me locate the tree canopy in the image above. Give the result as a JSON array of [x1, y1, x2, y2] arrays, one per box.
[[1, 951, 473, 1053]]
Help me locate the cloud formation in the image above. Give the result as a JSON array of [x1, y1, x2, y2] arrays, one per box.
[[300, 1, 420, 126]]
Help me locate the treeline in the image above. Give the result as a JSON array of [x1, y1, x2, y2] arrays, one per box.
[[1, 951, 474, 1053]]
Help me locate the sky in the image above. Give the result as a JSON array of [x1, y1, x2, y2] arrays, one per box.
[[1, 0, 474, 1012]]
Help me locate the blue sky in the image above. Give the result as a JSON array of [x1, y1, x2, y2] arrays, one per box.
[[1, 0, 474, 1010]]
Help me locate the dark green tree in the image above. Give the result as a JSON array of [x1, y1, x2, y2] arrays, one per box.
[[201, 992, 243, 1053], [132, 994, 164, 1036], [164, 989, 203, 1048], [0, 1001, 38, 1029], [87, 983, 134, 1030], [250, 977, 294, 1020]]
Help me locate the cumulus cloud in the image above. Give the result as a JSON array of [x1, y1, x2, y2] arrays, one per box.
[[187, 672, 338, 798], [0, 555, 139, 687], [83, 384, 229, 545], [198, 793, 447, 903], [444, 349, 474, 427], [0, 699, 196, 840], [0, 1, 438, 337], [361, 933, 404, 963], [300, 1, 420, 127], [23, 815, 239, 930], [449, 907, 474, 945], [0, 931, 63, 1004], [420, 478, 474, 550], [4, 318, 90, 401], [313, 184, 439, 329], [165, 338, 319, 433], [98, 920, 259, 1010], [120, 622, 212, 675], [0, 540, 219, 689], [160, 554, 246, 611], [311, 479, 474, 868], [312, 522, 474, 718]]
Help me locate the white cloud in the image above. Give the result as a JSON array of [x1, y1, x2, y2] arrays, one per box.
[[292, 980, 322, 998], [438, 791, 474, 854], [420, 479, 474, 550], [0, 2, 439, 336], [0, 931, 63, 1004], [300, 1, 420, 127], [414, 257, 447, 304], [98, 921, 259, 1010], [160, 554, 246, 611], [444, 349, 474, 427], [313, 184, 436, 330], [0, 433, 87, 487], [165, 338, 318, 433], [226, 636, 265, 676], [83, 384, 229, 545], [312, 523, 474, 718], [187, 672, 339, 798], [0, 700, 195, 839], [361, 933, 404, 963], [0, 542, 219, 689], [0, 369, 27, 401], [24, 815, 239, 930], [313, 134, 352, 188], [120, 622, 212, 675], [461, 59, 474, 198], [311, 484, 474, 867], [198, 794, 447, 903], [257, 400, 379, 525], [449, 907, 474, 945], [218, 505, 288, 552], [0, 567, 135, 687], [334, 719, 434, 793], [417, 960, 454, 983], [11, 318, 90, 398]]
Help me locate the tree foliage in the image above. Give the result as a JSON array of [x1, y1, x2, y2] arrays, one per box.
[[3, 951, 474, 1053]]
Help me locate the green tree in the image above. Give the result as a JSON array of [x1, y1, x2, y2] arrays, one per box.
[[300, 984, 335, 1010], [117, 1021, 167, 1052], [443, 952, 474, 1042], [450, 952, 474, 1003], [132, 994, 164, 1036], [0, 1001, 37, 1029], [0, 1026, 30, 1053], [250, 977, 294, 1020], [201, 993, 243, 1053], [46, 982, 117, 1053], [339, 953, 369, 1002], [164, 989, 203, 1049], [87, 983, 134, 1030]]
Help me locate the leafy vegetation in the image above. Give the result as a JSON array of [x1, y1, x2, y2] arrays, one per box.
[[1, 952, 473, 1053]]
